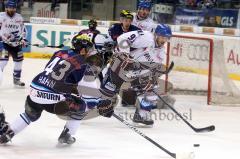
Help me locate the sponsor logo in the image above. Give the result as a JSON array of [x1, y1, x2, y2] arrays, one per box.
[[216, 16, 234, 27], [223, 29, 235, 36], [143, 52, 154, 64], [227, 49, 240, 65], [202, 27, 215, 34], [180, 26, 193, 32], [171, 43, 209, 61], [36, 91, 61, 101], [187, 44, 209, 61]]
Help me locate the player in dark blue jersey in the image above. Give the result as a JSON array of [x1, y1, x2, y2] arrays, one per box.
[[72, 19, 100, 44], [0, 34, 114, 145], [108, 10, 141, 41]]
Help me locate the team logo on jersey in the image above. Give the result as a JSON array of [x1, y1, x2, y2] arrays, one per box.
[[105, 82, 116, 92], [143, 52, 154, 64]]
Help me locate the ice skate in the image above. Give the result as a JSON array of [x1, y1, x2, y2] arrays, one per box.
[[132, 109, 153, 127], [0, 106, 14, 144], [0, 105, 6, 136], [58, 127, 76, 145], [13, 78, 25, 87]]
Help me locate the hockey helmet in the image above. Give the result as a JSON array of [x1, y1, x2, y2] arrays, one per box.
[[5, 0, 17, 8], [138, 1, 152, 10], [155, 24, 172, 38], [120, 10, 133, 20], [95, 34, 115, 51], [88, 19, 97, 30], [71, 34, 93, 52]]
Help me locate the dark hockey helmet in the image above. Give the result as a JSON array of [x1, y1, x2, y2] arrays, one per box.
[[88, 19, 97, 30], [71, 34, 93, 52], [120, 10, 133, 20]]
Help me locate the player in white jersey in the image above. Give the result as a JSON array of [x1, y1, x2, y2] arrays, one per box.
[[132, 1, 156, 32], [0, 0, 28, 87], [121, 1, 158, 107], [116, 24, 172, 126]]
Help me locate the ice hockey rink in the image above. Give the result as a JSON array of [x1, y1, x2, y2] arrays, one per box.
[[0, 58, 240, 159]]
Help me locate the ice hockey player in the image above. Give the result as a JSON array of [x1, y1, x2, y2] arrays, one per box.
[[108, 10, 141, 107], [114, 24, 172, 126], [72, 19, 100, 44], [108, 10, 140, 42], [0, 34, 115, 144], [132, 0, 157, 32], [121, 1, 158, 107], [0, 0, 28, 87]]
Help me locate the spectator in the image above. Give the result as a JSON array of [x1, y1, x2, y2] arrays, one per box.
[[186, 0, 198, 9], [197, 0, 216, 9]]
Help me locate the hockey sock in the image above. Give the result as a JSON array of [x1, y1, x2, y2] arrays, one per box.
[[13, 61, 23, 79], [10, 113, 31, 135], [0, 60, 7, 71], [65, 120, 81, 136]]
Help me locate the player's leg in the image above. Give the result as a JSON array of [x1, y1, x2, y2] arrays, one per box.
[[0, 96, 44, 144], [120, 78, 140, 107], [121, 88, 137, 107], [54, 94, 87, 144], [155, 79, 176, 109], [58, 120, 80, 144], [132, 94, 155, 126], [7, 44, 25, 87]]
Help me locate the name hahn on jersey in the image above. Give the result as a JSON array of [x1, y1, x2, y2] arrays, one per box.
[[38, 76, 56, 88]]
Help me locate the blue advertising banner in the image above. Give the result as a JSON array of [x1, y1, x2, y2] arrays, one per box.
[[174, 7, 239, 28], [200, 9, 239, 28], [174, 8, 205, 25], [22, 24, 32, 52]]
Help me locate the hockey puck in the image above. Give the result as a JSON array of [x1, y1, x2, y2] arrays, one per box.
[[193, 144, 200, 147]]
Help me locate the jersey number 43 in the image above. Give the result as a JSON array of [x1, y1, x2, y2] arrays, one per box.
[[44, 57, 71, 81]]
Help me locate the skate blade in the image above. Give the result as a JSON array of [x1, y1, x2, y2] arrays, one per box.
[[56, 142, 73, 148], [56, 141, 75, 147], [132, 121, 153, 128]]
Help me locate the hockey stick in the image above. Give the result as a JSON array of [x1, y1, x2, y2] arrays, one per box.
[[113, 113, 194, 159], [153, 91, 215, 133], [30, 38, 71, 48], [31, 43, 65, 48], [124, 61, 174, 81], [159, 61, 174, 74]]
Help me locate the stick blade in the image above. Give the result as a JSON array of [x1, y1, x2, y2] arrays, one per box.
[[57, 44, 64, 48], [195, 125, 215, 133], [176, 152, 195, 159]]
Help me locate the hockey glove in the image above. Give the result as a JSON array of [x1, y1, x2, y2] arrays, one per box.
[[97, 99, 114, 118], [55, 94, 86, 116], [19, 38, 29, 48]]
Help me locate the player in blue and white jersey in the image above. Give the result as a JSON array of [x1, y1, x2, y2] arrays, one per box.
[[0, 0, 28, 87], [0, 34, 115, 145]]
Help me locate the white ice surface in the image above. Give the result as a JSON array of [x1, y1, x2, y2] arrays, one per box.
[[0, 59, 240, 159]]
